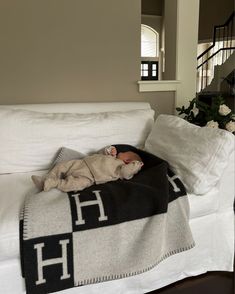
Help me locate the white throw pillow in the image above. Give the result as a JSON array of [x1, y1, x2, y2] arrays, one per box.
[[144, 114, 234, 195], [0, 107, 154, 174]]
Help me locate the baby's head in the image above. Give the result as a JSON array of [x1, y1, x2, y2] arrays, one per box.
[[117, 151, 142, 164]]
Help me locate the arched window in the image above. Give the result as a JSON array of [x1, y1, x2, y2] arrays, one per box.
[[141, 25, 159, 58], [141, 25, 159, 80]]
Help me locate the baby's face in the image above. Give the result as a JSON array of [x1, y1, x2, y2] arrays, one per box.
[[117, 151, 142, 164]]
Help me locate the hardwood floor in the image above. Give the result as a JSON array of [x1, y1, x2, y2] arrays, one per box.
[[147, 271, 234, 294]]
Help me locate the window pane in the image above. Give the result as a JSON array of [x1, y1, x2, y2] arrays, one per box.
[[141, 25, 157, 57]]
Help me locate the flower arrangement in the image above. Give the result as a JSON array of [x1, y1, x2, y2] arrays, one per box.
[[176, 96, 235, 133]]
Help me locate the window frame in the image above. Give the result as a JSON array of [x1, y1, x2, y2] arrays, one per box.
[[141, 61, 158, 81]]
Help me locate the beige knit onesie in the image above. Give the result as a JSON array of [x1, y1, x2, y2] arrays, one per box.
[[43, 154, 142, 192]]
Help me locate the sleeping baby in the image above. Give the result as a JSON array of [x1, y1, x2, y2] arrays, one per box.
[[31, 146, 143, 192]]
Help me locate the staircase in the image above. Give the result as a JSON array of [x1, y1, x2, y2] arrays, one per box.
[[203, 52, 235, 92], [197, 11, 235, 93]]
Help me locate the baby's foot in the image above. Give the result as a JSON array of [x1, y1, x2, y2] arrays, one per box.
[[31, 175, 44, 191]]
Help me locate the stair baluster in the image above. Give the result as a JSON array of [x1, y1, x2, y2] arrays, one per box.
[[197, 11, 235, 93]]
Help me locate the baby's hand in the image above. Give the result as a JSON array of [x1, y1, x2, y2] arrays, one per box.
[[128, 160, 144, 170], [110, 146, 117, 157], [105, 145, 117, 157], [121, 160, 143, 180]]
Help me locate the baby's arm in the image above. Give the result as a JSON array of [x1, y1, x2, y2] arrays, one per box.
[[120, 161, 143, 180]]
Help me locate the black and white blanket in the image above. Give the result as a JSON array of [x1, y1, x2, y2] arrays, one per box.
[[20, 145, 195, 294]]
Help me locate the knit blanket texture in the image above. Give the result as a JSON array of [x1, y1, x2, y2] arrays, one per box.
[[20, 146, 195, 294]]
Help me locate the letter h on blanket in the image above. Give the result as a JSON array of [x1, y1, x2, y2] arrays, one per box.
[[72, 190, 108, 225], [34, 239, 71, 285], [167, 174, 181, 192]]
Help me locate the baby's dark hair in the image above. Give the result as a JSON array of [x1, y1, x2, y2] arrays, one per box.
[[113, 144, 165, 170]]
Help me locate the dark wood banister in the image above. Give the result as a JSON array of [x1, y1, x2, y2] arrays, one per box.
[[197, 11, 235, 61], [197, 11, 235, 92], [197, 47, 235, 69]]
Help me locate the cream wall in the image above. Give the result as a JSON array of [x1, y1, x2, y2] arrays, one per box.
[[142, 0, 163, 16], [0, 0, 174, 114], [162, 0, 177, 80], [175, 0, 200, 108]]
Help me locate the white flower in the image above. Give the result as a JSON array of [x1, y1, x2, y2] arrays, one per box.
[[225, 121, 235, 133], [218, 104, 231, 116], [191, 107, 199, 116], [206, 120, 219, 128]]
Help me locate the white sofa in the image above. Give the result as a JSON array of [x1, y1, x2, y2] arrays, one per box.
[[0, 102, 234, 294]]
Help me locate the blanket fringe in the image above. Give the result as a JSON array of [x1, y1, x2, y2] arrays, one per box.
[[76, 242, 196, 286]]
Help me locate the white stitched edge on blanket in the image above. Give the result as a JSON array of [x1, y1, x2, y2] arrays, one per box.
[[76, 242, 196, 286], [22, 194, 30, 240]]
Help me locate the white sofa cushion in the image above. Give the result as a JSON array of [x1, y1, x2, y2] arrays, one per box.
[[144, 114, 234, 195], [0, 107, 154, 174]]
